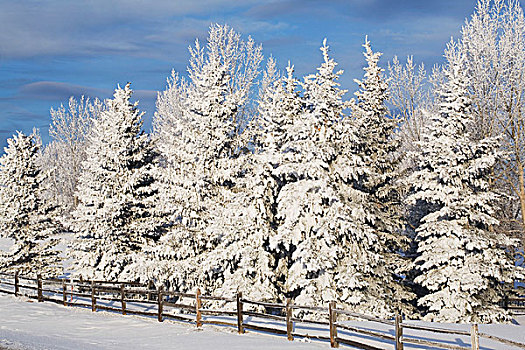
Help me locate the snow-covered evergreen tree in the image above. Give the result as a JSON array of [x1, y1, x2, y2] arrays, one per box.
[[198, 60, 303, 302], [0, 131, 61, 277], [148, 25, 270, 297], [345, 37, 404, 250], [269, 40, 345, 307], [68, 83, 162, 281], [195, 57, 284, 301], [257, 40, 369, 311], [328, 37, 411, 316], [405, 52, 517, 323], [144, 73, 206, 290]]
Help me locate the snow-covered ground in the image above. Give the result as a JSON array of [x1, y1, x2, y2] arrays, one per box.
[[1, 294, 524, 350], [0, 237, 12, 253], [0, 294, 324, 350]]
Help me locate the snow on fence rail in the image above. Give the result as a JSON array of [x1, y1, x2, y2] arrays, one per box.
[[505, 297, 525, 315], [0, 271, 524, 350]]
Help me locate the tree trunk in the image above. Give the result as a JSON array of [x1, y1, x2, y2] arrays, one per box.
[[518, 161, 525, 249]]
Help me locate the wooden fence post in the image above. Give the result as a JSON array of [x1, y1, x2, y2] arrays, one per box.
[[286, 298, 293, 341], [329, 301, 338, 348], [395, 314, 404, 350], [471, 324, 480, 350], [62, 280, 67, 306], [121, 283, 126, 315], [236, 292, 244, 334], [196, 288, 202, 328], [91, 280, 96, 312], [37, 274, 43, 302], [14, 271, 19, 296], [157, 286, 164, 322]]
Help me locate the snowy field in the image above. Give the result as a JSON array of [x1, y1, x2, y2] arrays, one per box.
[[0, 294, 323, 350], [1, 294, 524, 350]]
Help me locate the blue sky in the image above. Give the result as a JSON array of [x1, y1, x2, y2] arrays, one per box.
[[0, 0, 482, 147]]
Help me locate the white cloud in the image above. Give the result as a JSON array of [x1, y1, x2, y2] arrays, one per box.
[[0, 0, 274, 59]]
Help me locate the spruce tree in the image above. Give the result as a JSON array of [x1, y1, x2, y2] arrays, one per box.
[[149, 25, 266, 295], [191, 28, 276, 299], [0, 131, 61, 277], [267, 41, 354, 308], [69, 83, 162, 281], [345, 37, 404, 250], [406, 57, 516, 323], [146, 72, 206, 290], [200, 152, 278, 300], [330, 37, 410, 316]]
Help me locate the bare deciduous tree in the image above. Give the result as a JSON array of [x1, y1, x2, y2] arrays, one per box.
[[453, 0, 525, 246], [42, 96, 103, 214]]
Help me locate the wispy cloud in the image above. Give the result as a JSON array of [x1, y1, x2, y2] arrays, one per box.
[[0, 0, 502, 146], [246, 0, 475, 22], [0, 80, 159, 142], [19, 81, 109, 101], [15, 81, 157, 103], [0, 0, 270, 59]]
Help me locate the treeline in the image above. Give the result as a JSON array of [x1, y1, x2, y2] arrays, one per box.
[[0, 0, 524, 324]]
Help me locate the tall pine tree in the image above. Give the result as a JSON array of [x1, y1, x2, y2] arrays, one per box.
[[406, 54, 517, 323], [69, 83, 162, 281], [149, 24, 265, 294], [330, 37, 411, 316], [0, 131, 61, 277], [266, 41, 355, 308]]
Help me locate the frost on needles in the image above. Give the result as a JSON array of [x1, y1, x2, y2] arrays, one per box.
[[147, 24, 276, 298], [331, 38, 411, 316], [405, 50, 518, 323], [68, 83, 163, 281], [0, 132, 62, 277]]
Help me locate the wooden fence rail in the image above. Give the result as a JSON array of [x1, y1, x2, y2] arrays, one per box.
[[0, 271, 524, 350]]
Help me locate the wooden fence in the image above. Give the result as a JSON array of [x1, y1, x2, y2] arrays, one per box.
[[0, 271, 524, 350], [505, 297, 525, 314]]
